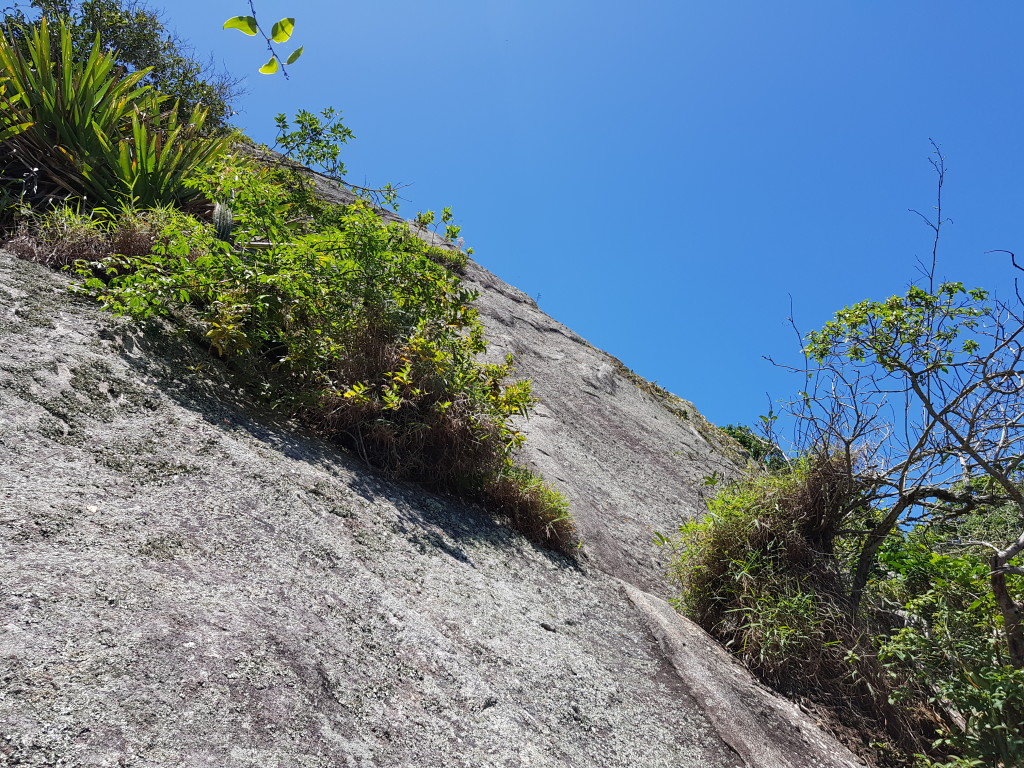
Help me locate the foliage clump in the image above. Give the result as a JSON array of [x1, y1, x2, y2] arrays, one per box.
[[666, 455, 939, 763], [719, 424, 788, 471], [670, 455, 859, 638], [873, 503, 1024, 767], [0, 17, 230, 217], [2, 0, 240, 127]]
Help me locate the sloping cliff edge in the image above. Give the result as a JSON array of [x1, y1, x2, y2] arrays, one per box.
[[1, 217, 865, 766]]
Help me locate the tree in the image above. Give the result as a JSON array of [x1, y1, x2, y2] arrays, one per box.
[[801, 279, 1024, 663], [785, 150, 1024, 667]]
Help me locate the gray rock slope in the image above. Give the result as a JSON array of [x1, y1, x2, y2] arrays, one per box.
[[0, 244, 865, 767], [465, 261, 745, 592]]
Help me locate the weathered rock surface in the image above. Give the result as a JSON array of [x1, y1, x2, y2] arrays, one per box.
[[465, 260, 744, 592], [0, 239, 865, 767]]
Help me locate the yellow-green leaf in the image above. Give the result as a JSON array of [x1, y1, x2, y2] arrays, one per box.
[[0, 119, 32, 141], [285, 46, 304, 65], [258, 56, 279, 75], [223, 15, 258, 35], [270, 17, 295, 44]]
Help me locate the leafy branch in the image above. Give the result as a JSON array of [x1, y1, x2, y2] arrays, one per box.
[[223, 0, 303, 77]]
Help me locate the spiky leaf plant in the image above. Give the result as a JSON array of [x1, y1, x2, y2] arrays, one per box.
[[0, 78, 32, 142], [0, 17, 228, 209]]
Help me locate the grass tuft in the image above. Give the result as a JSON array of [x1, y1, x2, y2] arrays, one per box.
[[483, 464, 576, 554]]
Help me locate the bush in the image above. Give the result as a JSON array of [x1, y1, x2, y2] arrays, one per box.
[[74, 152, 576, 553], [874, 530, 1024, 766], [668, 450, 1024, 766], [666, 455, 940, 763], [6, 205, 112, 267], [670, 457, 855, 657]]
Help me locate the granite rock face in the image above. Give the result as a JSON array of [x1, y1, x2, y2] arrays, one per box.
[[0, 236, 865, 767], [465, 260, 744, 592]]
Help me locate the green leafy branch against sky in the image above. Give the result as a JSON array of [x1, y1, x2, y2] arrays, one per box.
[[165, 0, 1024, 428], [222, 6, 302, 76]]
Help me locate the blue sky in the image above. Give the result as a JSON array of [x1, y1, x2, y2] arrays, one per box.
[[155, 1, 1024, 430]]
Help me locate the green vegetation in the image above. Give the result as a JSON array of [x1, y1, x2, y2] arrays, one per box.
[[0, 16, 230, 214], [668, 456, 1024, 766], [270, 106, 404, 210], [876, 522, 1024, 767], [718, 424, 788, 471], [666, 456, 935, 763], [1, 16, 575, 554], [2, 0, 241, 126], [668, 250, 1024, 764]]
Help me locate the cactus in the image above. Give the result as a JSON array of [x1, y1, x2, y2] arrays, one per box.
[[212, 200, 235, 244]]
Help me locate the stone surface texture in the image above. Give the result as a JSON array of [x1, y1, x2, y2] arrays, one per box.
[[0, 192, 865, 768]]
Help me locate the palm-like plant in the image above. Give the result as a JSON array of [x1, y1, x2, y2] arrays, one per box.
[[0, 17, 229, 209]]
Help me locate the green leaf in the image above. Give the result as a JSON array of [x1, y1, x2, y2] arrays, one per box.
[[223, 15, 258, 36], [286, 46, 304, 65], [258, 56, 280, 75], [271, 17, 295, 43]]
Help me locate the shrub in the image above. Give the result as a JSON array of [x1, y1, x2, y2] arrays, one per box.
[[670, 457, 855, 653], [669, 455, 1024, 765], [874, 530, 1024, 766], [75, 153, 576, 553], [666, 455, 939, 763]]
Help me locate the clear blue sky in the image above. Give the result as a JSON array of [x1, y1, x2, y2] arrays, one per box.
[[158, 1, 1024, 429]]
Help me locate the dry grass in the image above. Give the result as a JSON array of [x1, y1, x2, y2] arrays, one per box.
[[4, 205, 172, 268], [311, 333, 578, 556]]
